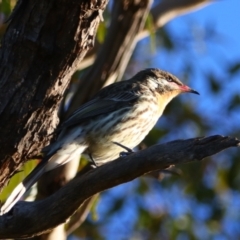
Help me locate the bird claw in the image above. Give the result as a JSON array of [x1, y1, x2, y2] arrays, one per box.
[[119, 151, 133, 158], [90, 164, 97, 169], [112, 141, 134, 158]]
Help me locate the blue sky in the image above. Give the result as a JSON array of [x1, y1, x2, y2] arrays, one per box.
[[166, 0, 240, 63], [158, 0, 240, 82], [150, 0, 240, 137], [188, 0, 240, 59]]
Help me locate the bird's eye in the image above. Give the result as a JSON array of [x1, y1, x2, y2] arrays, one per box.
[[167, 77, 173, 82]]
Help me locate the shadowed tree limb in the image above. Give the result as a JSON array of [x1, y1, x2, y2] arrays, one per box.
[[66, 194, 99, 235], [0, 135, 238, 239]]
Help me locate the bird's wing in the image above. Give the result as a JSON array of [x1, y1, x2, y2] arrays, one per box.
[[60, 88, 139, 129]]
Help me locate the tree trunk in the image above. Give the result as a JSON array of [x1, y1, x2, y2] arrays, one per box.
[[0, 0, 108, 190]]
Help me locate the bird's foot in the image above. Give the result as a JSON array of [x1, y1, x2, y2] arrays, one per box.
[[112, 141, 134, 158], [119, 151, 132, 158], [89, 154, 97, 168]]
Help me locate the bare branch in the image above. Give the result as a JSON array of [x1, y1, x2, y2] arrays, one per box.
[[152, 0, 210, 28], [0, 135, 238, 239], [79, 0, 212, 70]]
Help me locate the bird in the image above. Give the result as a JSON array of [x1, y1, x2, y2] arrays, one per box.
[[0, 68, 199, 215]]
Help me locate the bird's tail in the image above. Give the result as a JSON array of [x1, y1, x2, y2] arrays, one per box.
[[0, 158, 48, 215]]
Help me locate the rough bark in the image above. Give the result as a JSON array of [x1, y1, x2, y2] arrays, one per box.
[[0, 0, 108, 190], [66, 194, 99, 235], [0, 135, 238, 239]]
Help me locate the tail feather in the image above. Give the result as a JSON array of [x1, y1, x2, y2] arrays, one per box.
[[0, 159, 48, 215], [0, 142, 87, 215]]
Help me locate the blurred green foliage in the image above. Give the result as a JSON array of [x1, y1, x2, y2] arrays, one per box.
[[0, 160, 38, 201], [0, 0, 12, 15]]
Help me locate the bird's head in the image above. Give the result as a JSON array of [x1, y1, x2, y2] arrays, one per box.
[[140, 68, 199, 96], [133, 68, 199, 114]]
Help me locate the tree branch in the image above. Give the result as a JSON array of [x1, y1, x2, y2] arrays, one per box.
[[78, 0, 212, 70], [0, 135, 238, 239], [66, 194, 99, 235]]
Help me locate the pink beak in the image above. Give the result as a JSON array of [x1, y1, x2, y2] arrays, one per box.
[[181, 85, 199, 95]]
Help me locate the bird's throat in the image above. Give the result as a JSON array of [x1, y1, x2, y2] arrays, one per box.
[[156, 91, 179, 115]]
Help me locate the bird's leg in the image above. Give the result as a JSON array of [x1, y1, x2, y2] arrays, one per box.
[[112, 141, 134, 157], [112, 141, 133, 152], [89, 154, 97, 168]]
